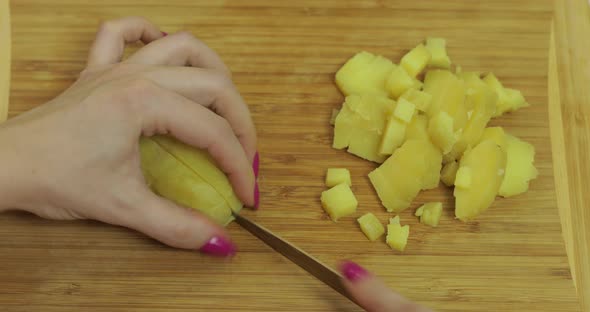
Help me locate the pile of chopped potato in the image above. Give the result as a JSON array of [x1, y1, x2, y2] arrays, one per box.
[[321, 38, 538, 252]]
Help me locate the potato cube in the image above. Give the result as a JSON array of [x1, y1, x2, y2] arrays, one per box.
[[386, 64, 415, 99], [379, 115, 407, 155], [425, 38, 451, 69], [423, 70, 467, 131], [400, 88, 433, 113], [386, 216, 410, 252], [440, 160, 459, 187], [357, 213, 385, 241], [415, 202, 443, 227], [326, 168, 352, 187], [400, 44, 431, 77], [482, 73, 528, 117], [405, 114, 429, 141], [320, 183, 358, 221], [504, 88, 529, 112], [454, 166, 472, 189], [329, 108, 340, 126], [428, 111, 457, 154], [498, 134, 538, 197], [394, 98, 416, 123], [336, 51, 394, 96]]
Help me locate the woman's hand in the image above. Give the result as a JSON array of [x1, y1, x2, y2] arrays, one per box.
[[0, 17, 257, 257], [340, 261, 434, 312]]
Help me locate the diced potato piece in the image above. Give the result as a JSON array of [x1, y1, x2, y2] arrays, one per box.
[[415, 202, 443, 227], [357, 213, 385, 241], [480, 127, 507, 150], [325, 168, 352, 187], [504, 88, 529, 112], [400, 88, 433, 113], [333, 95, 396, 162], [386, 64, 416, 99], [386, 216, 410, 251], [454, 166, 472, 189], [425, 38, 451, 69], [423, 70, 467, 131], [321, 183, 358, 222], [140, 137, 235, 226], [498, 134, 538, 197], [428, 111, 457, 154], [440, 160, 459, 187], [421, 140, 443, 190], [445, 74, 497, 161], [329, 108, 340, 126], [400, 44, 431, 77], [454, 140, 507, 221], [405, 114, 429, 141], [336, 51, 394, 96], [483, 73, 529, 117], [394, 98, 416, 123], [369, 140, 431, 212], [379, 116, 407, 155]]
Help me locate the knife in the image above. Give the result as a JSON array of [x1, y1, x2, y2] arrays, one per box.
[[233, 213, 358, 306]]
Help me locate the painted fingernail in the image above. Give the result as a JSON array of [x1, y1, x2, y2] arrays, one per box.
[[253, 152, 260, 178], [340, 261, 370, 282], [253, 182, 260, 210], [199, 236, 236, 257], [161, 31, 168, 36]]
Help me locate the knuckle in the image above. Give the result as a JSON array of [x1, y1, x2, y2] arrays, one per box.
[[209, 70, 235, 94], [169, 222, 194, 244], [97, 20, 118, 35]]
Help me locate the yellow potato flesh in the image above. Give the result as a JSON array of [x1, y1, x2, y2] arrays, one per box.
[[454, 140, 506, 221], [336, 51, 394, 96], [498, 134, 538, 197], [423, 70, 467, 131], [139, 137, 236, 226]]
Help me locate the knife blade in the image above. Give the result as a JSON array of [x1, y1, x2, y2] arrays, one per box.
[[233, 213, 358, 305]]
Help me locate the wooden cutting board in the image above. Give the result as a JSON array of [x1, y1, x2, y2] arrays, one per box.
[[1, 0, 584, 311]]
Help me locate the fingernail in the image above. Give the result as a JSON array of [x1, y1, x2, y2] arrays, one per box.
[[340, 261, 370, 282], [253, 182, 260, 210], [161, 31, 168, 36], [199, 236, 236, 257], [253, 152, 260, 178]]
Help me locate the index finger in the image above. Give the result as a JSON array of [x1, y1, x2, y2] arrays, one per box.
[[87, 16, 164, 67]]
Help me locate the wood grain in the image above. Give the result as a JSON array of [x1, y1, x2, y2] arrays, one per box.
[[551, 0, 590, 310], [2, 0, 581, 311], [0, 0, 10, 121]]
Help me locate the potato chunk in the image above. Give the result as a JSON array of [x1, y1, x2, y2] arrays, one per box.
[[400, 88, 433, 113], [386, 64, 416, 99], [379, 115, 407, 155], [428, 111, 457, 154], [321, 183, 358, 221], [325, 168, 352, 187], [394, 98, 416, 123], [498, 134, 538, 197], [336, 51, 394, 96], [386, 216, 410, 252], [440, 160, 459, 187], [415, 202, 443, 227], [454, 140, 507, 221], [357, 213, 385, 241], [423, 70, 467, 131], [425, 38, 451, 69], [483, 73, 529, 117], [400, 43, 431, 77]]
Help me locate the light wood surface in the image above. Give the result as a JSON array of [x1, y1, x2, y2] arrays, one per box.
[[0, 0, 9, 121], [550, 0, 590, 311], [1, 0, 583, 311]]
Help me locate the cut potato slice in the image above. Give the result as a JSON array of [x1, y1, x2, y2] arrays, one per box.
[[480, 127, 507, 150], [405, 114, 430, 141], [440, 160, 459, 187], [336, 51, 394, 96], [454, 140, 507, 221], [394, 98, 416, 123], [386, 64, 416, 99], [357, 213, 385, 241], [483, 73, 529, 117], [423, 70, 467, 131], [379, 116, 407, 155], [400, 88, 433, 113], [415, 202, 443, 227], [428, 111, 457, 154], [321, 183, 358, 222], [498, 134, 538, 197]]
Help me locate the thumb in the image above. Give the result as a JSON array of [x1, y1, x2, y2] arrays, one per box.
[[119, 188, 236, 257], [339, 261, 433, 312]]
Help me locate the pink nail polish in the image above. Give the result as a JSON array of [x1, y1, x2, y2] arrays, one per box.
[[340, 261, 369, 282], [199, 236, 236, 257], [253, 182, 260, 210], [253, 152, 260, 178], [161, 31, 168, 36]]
